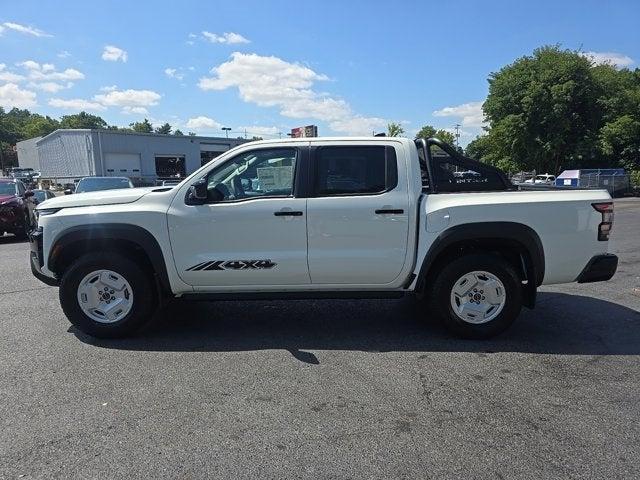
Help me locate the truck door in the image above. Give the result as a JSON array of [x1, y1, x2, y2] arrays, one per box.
[[168, 146, 310, 288], [306, 142, 410, 285]]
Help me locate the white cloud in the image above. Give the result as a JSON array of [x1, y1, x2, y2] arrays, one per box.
[[329, 116, 387, 136], [202, 31, 250, 44], [0, 65, 24, 82], [16, 60, 85, 81], [164, 68, 184, 80], [0, 83, 37, 109], [48, 98, 106, 111], [199, 52, 385, 135], [99, 85, 118, 92], [433, 101, 485, 127], [236, 125, 279, 136], [1, 22, 51, 37], [581, 51, 634, 68], [122, 106, 149, 115], [18, 60, 41, 70], [28, 81, 73, 93], [57, 50, 71, 58], [93, 88, 161, 107], [102, 45, 128, 62], [186, 116, 222, 131]]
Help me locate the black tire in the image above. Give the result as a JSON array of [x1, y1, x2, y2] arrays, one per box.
[[428, 253, 523, 339], [59, 252, 155, 338]]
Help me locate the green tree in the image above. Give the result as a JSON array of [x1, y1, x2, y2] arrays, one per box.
[[387, 122, 405, 137], [415, 125, 455, 144], [130, 118, 153, 133], [155, 122, 172, 135], [173, 129, 184, 136], [23, 114, 59, 138], [599, 115, 640, 171], [483, 46, 603, 173], [59, 111, 108, 129]]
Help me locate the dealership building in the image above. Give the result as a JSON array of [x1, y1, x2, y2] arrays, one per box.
[[17, 129, 247, 184]]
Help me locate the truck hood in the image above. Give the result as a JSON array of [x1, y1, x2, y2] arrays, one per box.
[[36, 187, 157, 210]]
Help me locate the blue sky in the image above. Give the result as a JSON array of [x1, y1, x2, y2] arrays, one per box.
[[1, 0, 638, 144]]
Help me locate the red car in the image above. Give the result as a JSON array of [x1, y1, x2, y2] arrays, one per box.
[[0, 179, 34, 240]]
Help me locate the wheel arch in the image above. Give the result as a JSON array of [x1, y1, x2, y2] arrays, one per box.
[[417, 222, 545, 308], [48, 223, 171, 294]]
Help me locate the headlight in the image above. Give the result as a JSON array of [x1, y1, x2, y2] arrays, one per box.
[[35, 208, 61, 223]]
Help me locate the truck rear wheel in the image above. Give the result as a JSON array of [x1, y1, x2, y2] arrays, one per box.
[[428, 253, 522, 339], [59, 252, 155, 338]]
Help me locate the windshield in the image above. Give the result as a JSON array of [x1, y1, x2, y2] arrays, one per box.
[[0, 183, 17, 196], [34, 191, 47, 202], [76, 177, 133, 193]]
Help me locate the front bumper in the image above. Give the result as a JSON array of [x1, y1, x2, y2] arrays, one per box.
[[576, 254, 618, 283], [29, 228, 59, 286]]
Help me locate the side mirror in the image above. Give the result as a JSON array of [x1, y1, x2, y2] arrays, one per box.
[[64, 189, 72, 195], [23, 190, 34, 198], [187, 179, 208, 204]]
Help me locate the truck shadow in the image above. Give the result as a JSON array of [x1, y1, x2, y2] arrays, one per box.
[[71, 292, 640, 361]]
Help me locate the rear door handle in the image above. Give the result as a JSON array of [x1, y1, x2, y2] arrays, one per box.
[[274, 211, 303, 216], [375, 209, 404, 215]]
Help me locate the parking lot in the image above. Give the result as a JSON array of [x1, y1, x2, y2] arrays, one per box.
[[0, 199, 638, 479]]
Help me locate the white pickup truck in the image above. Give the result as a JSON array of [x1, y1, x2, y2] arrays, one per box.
[[30, 137, 618, 339]]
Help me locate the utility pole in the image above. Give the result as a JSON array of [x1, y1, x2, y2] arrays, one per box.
[[453, 123, 461, 149], [222, 127, 231, 138]]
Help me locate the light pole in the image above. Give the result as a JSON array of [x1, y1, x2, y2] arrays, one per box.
[[222, 127, 231, 138]]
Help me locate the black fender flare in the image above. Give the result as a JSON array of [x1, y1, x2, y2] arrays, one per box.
[[417, 221, 545, 291], [48, 223, 171, 293]]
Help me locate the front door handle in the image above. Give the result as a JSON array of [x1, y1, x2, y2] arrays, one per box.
[[375, 209, 404, 215], [274, 211, 303, 216]]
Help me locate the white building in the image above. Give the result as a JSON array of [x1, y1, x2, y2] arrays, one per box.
[[17, 129, 247, 185]]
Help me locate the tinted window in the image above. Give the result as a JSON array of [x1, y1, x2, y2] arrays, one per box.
[[315, 146, 397, 195], [206, 148, 297, 202], [429, 144, 507, 192], [0, 183, 17, 195], [16, 182, 25, 195]]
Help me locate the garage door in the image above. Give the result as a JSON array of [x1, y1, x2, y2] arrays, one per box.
[[104, 153, 141, 177]]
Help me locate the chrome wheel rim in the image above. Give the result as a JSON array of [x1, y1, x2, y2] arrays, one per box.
[[449, 270, 506, 324], [77, 270, 133, 323]]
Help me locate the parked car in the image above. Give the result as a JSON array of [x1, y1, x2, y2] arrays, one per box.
[[31, 137, 617, 339], [0, 179, 34, 239], [524, 174, 556, 184], [71, 176, 135, 194]]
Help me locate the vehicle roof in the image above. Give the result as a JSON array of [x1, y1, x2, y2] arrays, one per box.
[[246, 136, 412, 145], [0, 178, 17, 183], [79, 176, 130, 180]]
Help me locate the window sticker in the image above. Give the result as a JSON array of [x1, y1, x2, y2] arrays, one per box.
[[257, 166, 293, 190]]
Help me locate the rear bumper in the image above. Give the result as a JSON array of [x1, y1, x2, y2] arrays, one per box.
[[29, 228, 59, 286], [576, 254, 618, 283]]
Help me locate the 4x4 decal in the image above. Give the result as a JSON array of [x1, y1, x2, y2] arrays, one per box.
[[186, 259, 277, 271]]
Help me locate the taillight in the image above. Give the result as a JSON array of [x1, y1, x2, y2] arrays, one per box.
[[592, 202, 614, 241]]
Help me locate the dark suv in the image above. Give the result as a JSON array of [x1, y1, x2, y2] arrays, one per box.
[[0, 179, 33, 239]]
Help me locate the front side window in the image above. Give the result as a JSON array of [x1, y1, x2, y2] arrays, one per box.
[[206, 148, 297, 202], [314, 146, 397, 196]]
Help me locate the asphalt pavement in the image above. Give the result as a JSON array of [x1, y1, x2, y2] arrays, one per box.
[[1, 199, 639, 479]]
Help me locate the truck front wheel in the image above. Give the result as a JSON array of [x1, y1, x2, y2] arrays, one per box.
[[59, 252, 155, 338], [428, 253, 523, 339]]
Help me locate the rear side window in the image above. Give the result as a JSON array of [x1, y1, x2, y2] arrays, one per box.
[[429, 144, 507, 192], [314, 146, 397, 196]]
